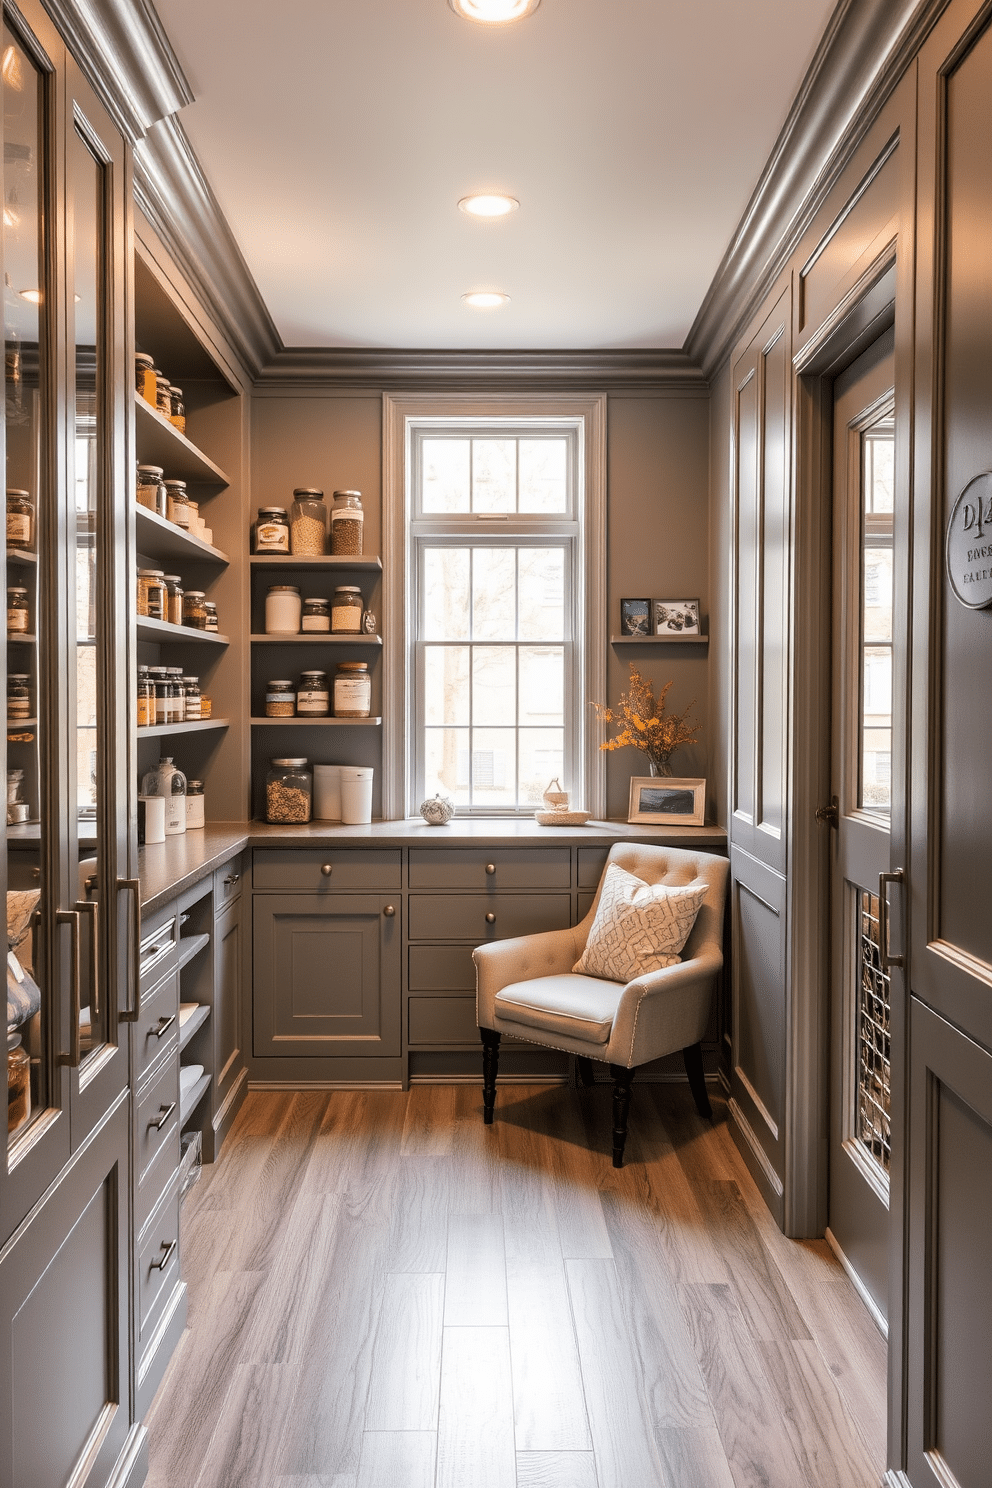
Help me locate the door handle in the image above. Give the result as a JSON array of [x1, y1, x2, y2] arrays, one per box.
[[149, 1102, 176, 1131], [815, 797, 838, 826], [149, 1239, 176, 1272], [878, 869, 905, 971], [75, 899, 99, 1022], [56, 909, 81, 1068], [119, 879, 142, 1022]]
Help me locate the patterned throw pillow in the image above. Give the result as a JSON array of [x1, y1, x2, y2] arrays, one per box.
[[573, 862, 708, 983]]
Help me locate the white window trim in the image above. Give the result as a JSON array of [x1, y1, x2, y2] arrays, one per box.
[[382, 392, 607, 820]]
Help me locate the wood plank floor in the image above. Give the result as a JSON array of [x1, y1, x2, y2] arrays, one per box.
[[145, 1084, 887, 1488]]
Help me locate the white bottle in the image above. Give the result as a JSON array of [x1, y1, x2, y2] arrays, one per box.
[[140, 756, 187, 835]]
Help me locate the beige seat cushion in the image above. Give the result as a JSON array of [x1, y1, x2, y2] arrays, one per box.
[[573, 862, 708, 983], [494, 973, 625, 1044]]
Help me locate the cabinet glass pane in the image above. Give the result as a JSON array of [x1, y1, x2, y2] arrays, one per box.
[[859, 420, 894, 815], [4, 26, 49, 1142]]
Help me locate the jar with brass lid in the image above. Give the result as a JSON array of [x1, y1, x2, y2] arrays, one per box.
[[330, 490, 364, 556], [155, 377, 173, 419], [169, 385, 186, 434], [137, 568, 166, 621], [334, 661, 371, 718], [136, 464, 166, 516], [164, 478, 190, 529], [183, 590, 208, 630], [265, 584, 301, 635], [135, 352, 156, 404], [331, 585, 363, 634], [266, 758, 312, 823], [6, 488, 33, 549]]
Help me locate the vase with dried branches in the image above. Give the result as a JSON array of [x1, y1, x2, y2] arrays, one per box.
[[592, 664, 699, 776]]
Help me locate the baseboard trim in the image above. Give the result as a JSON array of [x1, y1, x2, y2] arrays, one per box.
[[213, 1066, 248, 1154], [824, 1226, 889, 1337], [884, 1470, 912, 1487], [248, 1079, 407, 1091], [105, 1426, 147, 1488], [247, 1072, 720, 1089]]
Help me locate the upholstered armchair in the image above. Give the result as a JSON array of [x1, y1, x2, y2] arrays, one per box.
[[474, 842, 729, 1166]]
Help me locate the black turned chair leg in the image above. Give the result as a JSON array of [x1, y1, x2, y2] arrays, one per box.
[[481, 1029, 502, 1124], [576, 1055, 596, 1088], [683, 1041, 712, 1119], [609, 1064, 635, 1167]]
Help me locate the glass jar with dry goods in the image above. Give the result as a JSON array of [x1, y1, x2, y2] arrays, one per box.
[[164, 479, 190, 529], [265, 679, 295, 717], [301, 596, 330, 632], [7, 675, 30, 722], [137, 568, 167, 621], [183, 676, 201, 720], [7, 586, 29, 635], [155, 377, 173, 419], [136, 666, 153, 728], [148, 666, 168, 725], [183, 590, 208, 629], [265, 584, 301, 635], [334, 661, 371, 718], [185, 779, 205, 829], [136, 464, 167, 516], [169, 385, 186, 434], [290, 489, 327, 556], [203, 600, 218, 632], [331, 585, 363, 634], [330, 490, 363, 556], [253, 506, 290, 553], [297, 669, 330, 716], [168, 667, 186, 723], [163, 575, 184, 626], [135, 352, 155, 403], [266, 758, 312, 823], [199, 690, 212, 719], [6, 488, 34, 549], [8, 1032, 31, 1136]]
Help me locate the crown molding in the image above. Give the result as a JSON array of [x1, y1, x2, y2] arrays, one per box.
[[252, 346, 707, 392], [42, 0, 193, 143], [686, 0, 949, 379]]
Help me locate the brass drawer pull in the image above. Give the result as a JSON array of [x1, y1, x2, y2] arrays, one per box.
[[485, 863, 496, 875], [151, 1013, 176, 1039], [383, 904, 396, 917], [321, 863, 333, 877], [150, 1239, 177, 1272], [485, 912, 496, 924], [149, 1101, 176, 1131]]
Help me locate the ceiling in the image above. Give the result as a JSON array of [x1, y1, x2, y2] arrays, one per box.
[[157, 0, 839, 351]]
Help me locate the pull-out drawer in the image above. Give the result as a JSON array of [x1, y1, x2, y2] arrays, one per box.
[[215, 854, 244, 908], [408, 944, 477, 992], [133, 970, 179, 1083], [139, 914, 177, 993], [408, 847, 570, 890], [137, 1175, 181, 1352], [408, 893, 571, 943], [253, 848, 401, 892], [409, 995, 479, 1045], [135, 1058, 180, 1233]]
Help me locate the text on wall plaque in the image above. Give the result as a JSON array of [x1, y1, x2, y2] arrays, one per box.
[[946, 472, 992, 609]]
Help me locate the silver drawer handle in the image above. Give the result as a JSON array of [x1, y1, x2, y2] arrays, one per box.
[[485, 912, 496, 924], [150, 1013, 176, 1039], [223, 873, 240, 886], [150, 1239, 176, 1272], [149, 1101, 176, 1131], [383, 904, 395, 917], [485, 863, 496, 875]]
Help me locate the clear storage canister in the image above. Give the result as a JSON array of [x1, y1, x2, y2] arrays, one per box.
[[164, 478, 190, 529], [136, 666, 153, 728], [6, 488, 34, 549], [203, 601, 219, 633], [169, 385, 186, 435], [7, 586, 29, 635], [137, 568, 166, 620], [168, 667, 186, 723], [135, 352, 155, 404], [334, 661, 371, 718], [330, 490, 364, 556], [296, 669, 330, 716], [185, 779, 205, 829], [155, 377, 173, 418], [265, 584, 301, 635], [331, 585, 363, 634], [136, 464, 166, 515], [183, 590, 208, 630], [183, 676, 201, 720], [290, 488, 327, 556], [253, 506, 290, 553], [148, 666, 168, 725], [163, 574, 184, 626], [266, 758, 312, 823], [265, 679, 295, 717], [301, 596, 330, 632]]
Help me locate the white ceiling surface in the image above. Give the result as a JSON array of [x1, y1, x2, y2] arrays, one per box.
[[159, 0, 838, 351]]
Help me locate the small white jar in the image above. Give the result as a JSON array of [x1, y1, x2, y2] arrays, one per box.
[[265, 584, 301, 634]]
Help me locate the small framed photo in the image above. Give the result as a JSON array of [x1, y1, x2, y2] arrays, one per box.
[[653, 598, 700, 636], [628, 776, 706, 826], [620, 597, 651, 636]]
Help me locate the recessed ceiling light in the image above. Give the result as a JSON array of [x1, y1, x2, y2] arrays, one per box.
[[448, 0, 540, 23], [458, 194, 519, 218], [462, 291, 510, 309]]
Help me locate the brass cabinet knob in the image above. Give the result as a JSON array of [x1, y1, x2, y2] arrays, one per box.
[[485, 912, 496, 924], [485, 863, 496, 875], [321, 864, 333, 877], [383, 904, 396, 917]]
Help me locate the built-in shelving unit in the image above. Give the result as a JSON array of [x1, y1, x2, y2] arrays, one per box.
[[250, 633, 381, 646], [250, 716, 382, 727], [134, 395, 230, 485], [138, 719, 230, 739], [610, 634, 709, 646], [135, 506, 229, 565], [136, 617, 230, 646], [250, 554, 382, 571]]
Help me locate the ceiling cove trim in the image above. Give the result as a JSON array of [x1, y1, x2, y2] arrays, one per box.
[[252, 347, 707, 392], [41, 0, 193, 143], [686, 0, 948, 379]]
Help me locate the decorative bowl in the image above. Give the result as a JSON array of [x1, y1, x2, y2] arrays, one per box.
[[419, 793, 455, 826]]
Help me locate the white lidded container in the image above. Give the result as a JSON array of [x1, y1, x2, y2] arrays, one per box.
[[339, 766, 373, 825], [313, 764, 342, 820], [265, 584, 301, 634]]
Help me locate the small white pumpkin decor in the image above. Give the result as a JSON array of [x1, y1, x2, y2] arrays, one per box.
[[419, 792, 454, 826]]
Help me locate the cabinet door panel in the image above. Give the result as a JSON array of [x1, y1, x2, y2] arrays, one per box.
[[214, 894, 243, 1098], [253, 894, 400, 1057], [408, 893, 571, 942]]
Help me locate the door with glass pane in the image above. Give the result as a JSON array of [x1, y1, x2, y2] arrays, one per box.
[[828, 330, 899, 1324]]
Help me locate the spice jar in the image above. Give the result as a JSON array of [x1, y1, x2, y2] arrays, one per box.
[[265, 679, 295, 717], [203, 601, 219, 633], [301, 596, 331, 632], [334, 661, 371, 718], [253, 506, 290, 553], [266, 758, 312, 823], [331, 586, 363, 634], [7, 675, 30, 721], [265, 584, 301, 635], [156, 377, 173, 419], [297, 670, 330, 716], [185, 779, 205, 829], [135, 352, 155, 404], [168, 668, 186, 723], [163, 575, 184, 627], [137, 569, 166, 621], [147, 666, 167, 725], [330, 490, 364, 556], [6, 488, 34, 549], [199, 691, 212, 719], [290, 489, 327, 556], [183, 590, 208, 629], [164, 479, 190, 529], [8, 1032, 31, 1136], [136, 666, 153, 728], [182, 676, 201, 721], [136, 464, 167, 516], [7, 586, 29, 635], [169, 385, 186, 435]]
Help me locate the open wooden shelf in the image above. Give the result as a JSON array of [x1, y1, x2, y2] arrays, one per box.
[[138, 718, 230, 738], [136, 616, 230, 646], [250, 716, 382, 727], [610, 634, 709, 646], [135, 506, 230, 566], [250, 633, 382, 646], [249, 554, 382, 571], [135, 396, 230, 485]]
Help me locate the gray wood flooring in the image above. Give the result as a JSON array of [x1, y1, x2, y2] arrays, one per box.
[[145, 1083, 886, 1488]]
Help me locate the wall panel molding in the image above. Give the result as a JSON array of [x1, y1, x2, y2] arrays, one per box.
[[255, 347, 707, 392]]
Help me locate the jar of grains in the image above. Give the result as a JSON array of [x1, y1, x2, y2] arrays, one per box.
[[330, 490, 364, 555], [265, 679, 295, 717], [182, 590, 208, 629], [290, 489, 327, 556], [331, 585, 363, 633], [301, 596, 330, 632], [137, 568, 166, 620], [334, 661, 371, 718], [137, 666, 153, 728], [167, 668, 186, 723], [253, 506, 290, 553], [7, 586, 29, 635], [155, 377, 173, 419], [164, 479, 190, 529], [136, 464, 167, 515], [163, 575, 184, 626], [297, 669, 330, 716], [6, 488, 34, 549], [265, 584, 301, 634], [135, 352, 155, 404], [266, 758, 312, 823], [183, 677, 201, 720], [203, 600, 219, 633], [169, 385, 186, 434]]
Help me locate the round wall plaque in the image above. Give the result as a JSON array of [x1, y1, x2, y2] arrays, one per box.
[[946, 472, 992, 609]]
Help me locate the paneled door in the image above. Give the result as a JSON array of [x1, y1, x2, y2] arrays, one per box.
[[827, 329, 899, 1326]]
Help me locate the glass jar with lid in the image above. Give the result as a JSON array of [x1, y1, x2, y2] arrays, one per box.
[[253, 506, 290, 553], [136, 464, 167, 516], [148, 666, 168, 725], [266, 758, 312, 823], [135, 352, 156, 404], [7, 586, 29, 635], [167, 667, 186, 724], [182, 676, 201, 721], [331, 585, 363, 634], [7, 676, 30, 721], [136, 666, 153, 728], [163, 575, 184, 627], [330, 490, 364, 555], [290, 489, 327, 556], [183, 590, 208, 630], [164, 478, 190, 529], [265, 584, 301, 635], [8, 1032, 31, 1135], [265, 679, 295, 717], [7, 767, 27, 824], [203, 601, 219, 633], [199, 690, 212, 719], [296, 670, 330, 716], [6, 488, 34, 549], [169, 385, 186, 434], [137, 568, 166, 620], [155, 377, 173, 418], [301, 596, 331, 633], [334, 661, 371, 718], [185, 779, 205, 829]]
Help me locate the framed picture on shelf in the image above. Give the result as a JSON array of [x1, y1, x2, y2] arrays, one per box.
[[619, 597, 651, 636], [628, 776, 706, 826], [653, 598, 700, 635]]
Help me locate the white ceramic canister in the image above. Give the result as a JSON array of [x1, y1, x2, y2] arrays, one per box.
[[140, 756, 186, 835], [313, 764, 342, 820], [138, 793, 166, 844], [265, 584, 301, 634], [339, 766, 373, 825]]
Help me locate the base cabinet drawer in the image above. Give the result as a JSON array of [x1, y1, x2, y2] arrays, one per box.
[[408, 944, 477, 992], [253, 848, 401, 892], [409, 995, 480, 1045], [408, 893, 572, 943], [133, 970, 179, 1082], [135, 1059, 180, 1232], [137, 1177, 181, 1352], [408, 847, 570, 890]]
